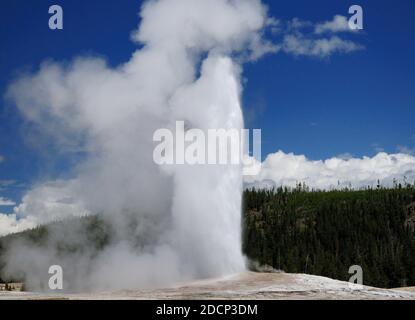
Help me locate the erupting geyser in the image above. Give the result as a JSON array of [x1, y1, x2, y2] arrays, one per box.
[[3, 0, 275, 291]]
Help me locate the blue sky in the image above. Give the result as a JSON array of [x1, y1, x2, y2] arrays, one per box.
[[1, 0, 415, 210]]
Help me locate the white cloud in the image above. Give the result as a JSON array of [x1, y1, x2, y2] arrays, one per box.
[[0, 213, 36, 237], [279, 15, 363, 58], [12, 180, 89, 224], [0, 155, 4, 163], [0, 197, 16, 206], [244, 150, 415, 190], [314, 15, 355, 34], [0, 182, 88, 236], [282, 34, 363, 57]]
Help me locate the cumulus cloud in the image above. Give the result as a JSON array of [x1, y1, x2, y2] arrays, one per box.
[[0, 182, 86, 237], [0, 214, 36, 237], [12, 180, 89, 224], [244, 150, 415, 190]]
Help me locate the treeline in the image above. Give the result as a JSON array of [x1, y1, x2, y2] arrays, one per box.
[[242, 184, 415, 288], [1, 185, 415, 288]]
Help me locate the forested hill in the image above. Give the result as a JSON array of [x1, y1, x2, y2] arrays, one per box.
[[0, 216, 112, 284], [1, 185, 415, 289], [243, 185, 415, 288]]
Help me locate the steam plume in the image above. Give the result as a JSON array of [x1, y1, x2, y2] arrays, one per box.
[[2, 0, 273, 291]]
